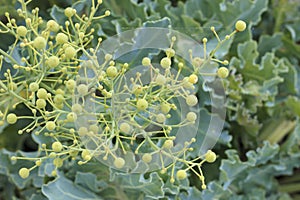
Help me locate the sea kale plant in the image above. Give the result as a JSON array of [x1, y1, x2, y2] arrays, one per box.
[[1, 0, 300, 199]]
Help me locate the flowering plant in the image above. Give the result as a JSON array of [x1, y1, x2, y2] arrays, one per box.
[[1, 0, 300, 199]]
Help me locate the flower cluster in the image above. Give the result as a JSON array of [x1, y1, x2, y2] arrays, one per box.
[[0, 0, 246, 189]]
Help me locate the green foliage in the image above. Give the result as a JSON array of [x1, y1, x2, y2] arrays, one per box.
[[1, 0, 300, 199], [42, 175, 101, 200]]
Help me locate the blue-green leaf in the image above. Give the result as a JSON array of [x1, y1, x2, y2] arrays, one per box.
[[110, 170, 164, 199], [42, 175, 101, 200], [75, 172, 108, 193]]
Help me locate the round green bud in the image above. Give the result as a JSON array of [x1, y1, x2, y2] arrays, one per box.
[[51, 170, 57, 176], [114, 157, 125, 169], [47, 20, 60, 32], [186, 95, 198, 107], [155, 74, 166, 85], [66, 79, 76, 91], [16, 26, 27, 37], [35, 160, 42, 166], [178, 62, 184, 68], [106, 66, 118, 78], [235, 20, 247, 32], [64, 7, 75, 18], [11, 156, 17, 161], [120, 122, 131, 134], [56, 33, 68, 44], [105, 10, 110, 16], [47, 56, 60, 68], [186, 112, 197, 122], [176, 170, 187, 180], [52, 141, 63, 152], [46, 121, 56, 131], [64, 46, 76, 59], [33, 36, 46, 50], [72, 104, 82, 113], [161, 103, 171, 114], [104, 54, 112, 61], [170, 178, 175, 183], [78, 32, 84, 38], [163, 140, 173, 149], [205, 150, 216, 163], [55, 103, 64, 110], [77, 84, 88, 95], [49, 152, 56, 158], [53, 158, 63, 168], [142, 153, 152, 163], [36, 99, 46, 109], [37, 88, 48, 99], [136, 99, 148, 111], [160, 168, 166, 174], [7, 113, 17, 124], [78, 127, 88, 136], [84, 155, 92, 161], [166, 48, 175, 57], [19, 168, 30, 179], [29, 82, 39, 92], [54, 94, 64, 104], [81, 149, 91, 160], [56, 89, 64, 95], [142, 57, 151, 66], [188, 74, 198, 84], [160, 57, 171, 68], [217, 67, 229, 79], [66, 112, 77, 122], [156, 113, 166, 123]]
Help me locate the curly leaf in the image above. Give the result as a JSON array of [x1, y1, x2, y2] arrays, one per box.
[[42, 175, 101, 200], [110, 170, 164, 199], [75, 172, 107, 193]]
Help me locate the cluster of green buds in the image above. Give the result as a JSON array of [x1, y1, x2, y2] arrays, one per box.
[[0, 0, 246, 190]]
